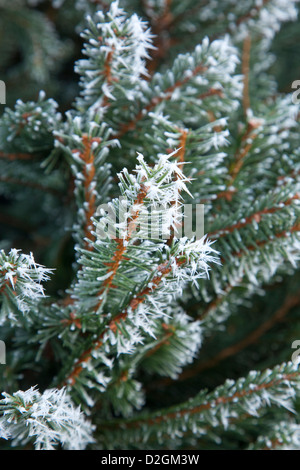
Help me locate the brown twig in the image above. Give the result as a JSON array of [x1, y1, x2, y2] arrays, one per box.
[[114, 64, 208, 139], [144, 323, 175, 357], [71, 134, 101, 250], [0, 175, 60, 196], [229, 221, 300, 259], [235, 0, 270, 27], [62, 258, 184, 387], [94, 182, 149, 310], [102, 371, 299, 430], [166, 128, 188, 245], [0, 151, 35, 161], [144, 0, 175, 77], [179, 290, 300, 380], [208, 193, 300, 239]]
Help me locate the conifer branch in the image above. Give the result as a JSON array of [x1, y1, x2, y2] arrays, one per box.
[[235, 0, 271, 28], [101, 47, 116, 109], [144, 323, 175, 358], [229, 222, 300, 259], [197, 280, 239, 321], [99, 363, 300, 440], [1, 0, 299, 451], [228, 120, 260, 187], [181, 290, 300, 379], [115, 64, 208, 139], [0, 151, 34, 161], [145, 0, 174, 76], [72, 134, 102, 250], [95, 182, 149, 309], [62, 257, 185, 387], [209, 193, 299, 239]]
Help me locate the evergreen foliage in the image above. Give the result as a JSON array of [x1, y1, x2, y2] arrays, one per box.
[[0, 0, 299, 450]]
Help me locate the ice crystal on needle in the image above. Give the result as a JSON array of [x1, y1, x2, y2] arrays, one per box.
[[0, 249, 52, 323], [0, 0, 300, 452], [0, 387, 95, 450]]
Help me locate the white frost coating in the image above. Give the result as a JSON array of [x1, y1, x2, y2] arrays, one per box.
[[0, 387, 95, 450], [76, 0, 154, 113], [81, 152, 219, 361], [0, 249, 53, 320], [95, 150, 194, 243], [197, 0, 299, 44]]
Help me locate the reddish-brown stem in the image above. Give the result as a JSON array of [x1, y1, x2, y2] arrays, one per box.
[[94, 183, 149, 310], [103, 371, 299, 430], [278, 169, 300, 183], [201, 222, 300, 314], [167, 129, 188, 245], [14, 112, 37, 136], [0, 266, 17, 295], [114, 64, 208, 139], [144, 0, 270, 77], [99, 47, 117, 110], [229, 222, 300, 259], [229, 120, 260, 185], [59, 136, 100, 330], [191, 220, 300, 323], [0, 175, 60, 196], [144, 0, 174, 77], [206, 109, 224, 133], [62, 258, 185, 387], [235, 0, 270, 27], [179, 291, 300, 380], [145, 323, 175, 357], [175, 129, 188, 171], [0, 151, 34, 161], [261, 438, 287, 450], [72, 134, 101, 250], [214, 119, 262, 203], [198, 281, 238, 321], [61, 312, 82, 330], [209, 194, 300, 239], [196, 221, 300, 321]]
